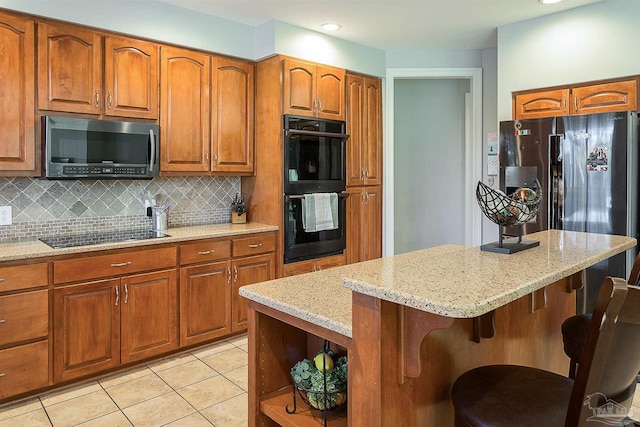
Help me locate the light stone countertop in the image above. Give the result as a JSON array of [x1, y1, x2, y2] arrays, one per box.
[[240, 230, 636, 338], [0, 222, 278, 262]]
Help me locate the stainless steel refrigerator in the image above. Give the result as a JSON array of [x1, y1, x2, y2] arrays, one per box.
[[499, 111, 639, 314]]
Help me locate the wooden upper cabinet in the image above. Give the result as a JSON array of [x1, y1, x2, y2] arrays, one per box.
[[104, 36, 159, 119], [38, 22, 102, 114], [513, 88, 569, 120], [514, 78, 639, 119], [316, 65, 345, 120], [0, 12, 36, 174], [346, 73, 382, 186], [211, 57, 255, 173], [160, 46, 211, 173], [571, 80, 637, 115], [283, 58, 345, 120]]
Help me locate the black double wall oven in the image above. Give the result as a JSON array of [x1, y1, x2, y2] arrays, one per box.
[[283, 115, 350, 263]]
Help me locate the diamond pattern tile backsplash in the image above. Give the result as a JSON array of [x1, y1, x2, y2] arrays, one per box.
[[0, 176, 241, 242]]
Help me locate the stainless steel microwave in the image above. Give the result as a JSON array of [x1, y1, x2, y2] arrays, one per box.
[[43, 116, 159, 179]]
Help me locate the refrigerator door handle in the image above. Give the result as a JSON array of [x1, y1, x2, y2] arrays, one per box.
[[549, 134, 564, 230]]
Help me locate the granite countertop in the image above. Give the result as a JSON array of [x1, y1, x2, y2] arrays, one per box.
[[0, 222, 278, 262], [240, 230, 636, 338]]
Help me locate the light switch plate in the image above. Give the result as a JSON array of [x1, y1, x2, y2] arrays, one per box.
[[0, 206, 12, 225]]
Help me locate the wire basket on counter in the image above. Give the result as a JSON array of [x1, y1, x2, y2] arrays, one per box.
[[476, 180, 542, 227], [476, 180, 543, 254]]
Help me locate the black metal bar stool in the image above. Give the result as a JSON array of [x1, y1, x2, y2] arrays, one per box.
[[562, 254, 640, 378], [451, 277, 640, 427]]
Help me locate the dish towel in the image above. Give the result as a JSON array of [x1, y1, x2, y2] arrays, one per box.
[[302, 193, 339, 232]]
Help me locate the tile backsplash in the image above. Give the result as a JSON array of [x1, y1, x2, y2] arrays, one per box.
[[0, 176, 241, 242]]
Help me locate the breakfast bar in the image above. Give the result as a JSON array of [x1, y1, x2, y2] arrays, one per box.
[[240, 230, 636, 426]]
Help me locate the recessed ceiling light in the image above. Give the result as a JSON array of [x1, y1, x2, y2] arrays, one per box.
[[539, 0, 562, 4], [320, 23, 341, 31]]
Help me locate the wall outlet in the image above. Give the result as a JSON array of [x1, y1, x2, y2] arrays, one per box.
[[0, 206, 12, 225]]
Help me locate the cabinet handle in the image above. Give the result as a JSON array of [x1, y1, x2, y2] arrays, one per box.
[[206, 151, 210, 163], [365, 167, 369, 179], [107, 91, 113, 109], [574, 95, 578, 112], [562, 95, 566, 113], [0, 373, 5, 378], [312, 99, 318, 114], [227, 266, 231, 284], [624, 95, 628, 103], [0, 319, 5, 323], [213, 153, 218, 166], [110, 261, 132, 267], [313, 266, 317, 272], [95, 90, 100, 108], [124, 284, 128, 304], [248, 243, 263, 248], [115, 285, 119, 306], [317, 98, 322, 113], [198, 250, 215, 255], [233, 266, 238, 282], [0, 278, 4, 282]]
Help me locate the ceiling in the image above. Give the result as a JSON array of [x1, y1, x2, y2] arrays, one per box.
[[156, 0, 603, 50]]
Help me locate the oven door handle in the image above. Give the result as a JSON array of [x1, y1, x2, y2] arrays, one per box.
[[285, 129, 350, 139], [285, 193, 350, 201]]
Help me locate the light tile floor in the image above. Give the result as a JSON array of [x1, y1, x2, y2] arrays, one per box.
[[3, 333, 640, 426], [0, 334, 249, 427]]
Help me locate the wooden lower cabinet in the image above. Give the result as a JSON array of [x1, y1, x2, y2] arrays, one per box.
[[53, 278, 121, 382], [283, 254, 346, 277], [180, 261, 232, 347], [346, 186, 382, 264], [0, 341, 49, 399], [232, 254, 275, 332], [53, 269, 178, 382]]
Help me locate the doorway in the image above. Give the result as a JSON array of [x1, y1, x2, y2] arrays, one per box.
[[384, 68, 482, 256]]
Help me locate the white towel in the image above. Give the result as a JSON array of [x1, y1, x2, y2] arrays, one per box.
[[302, 193, 339, 232]]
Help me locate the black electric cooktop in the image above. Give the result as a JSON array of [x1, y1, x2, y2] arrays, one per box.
[[39, 229, 170, 249]]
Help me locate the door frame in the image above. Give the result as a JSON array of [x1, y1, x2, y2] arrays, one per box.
[[384, 68, 483, 256]]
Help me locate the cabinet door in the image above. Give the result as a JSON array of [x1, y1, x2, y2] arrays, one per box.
[[283, 58, 316, 117], [53, 279, 121, 382], [160, 46, 210, 172], [346, 187, 366, 264], [363, 77, 383, 185], [316, 254, 346, 271], [282, 259, 317, 277], [0, 13, 35, 174], [571, 80, 638, 115], [121, 269, 178, 364], [38, 22, 102, 114], [180, 261, 232, 347], [316, 65, 345, 120], [346, 74, 364, 186], [232, 254, 275, 332], [364, 186, 383, 261], [104, 36, 159, 119], [513, 89, 569, 119], [211, 57, 254, 173]]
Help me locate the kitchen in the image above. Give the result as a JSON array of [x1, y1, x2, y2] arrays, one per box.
[[0, 0, 639, 425]]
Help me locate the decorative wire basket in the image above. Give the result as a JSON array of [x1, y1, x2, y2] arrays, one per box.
[[292, 383, 347, 412], [476, 180, 542, 227]]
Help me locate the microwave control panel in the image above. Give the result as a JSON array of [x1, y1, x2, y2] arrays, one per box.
[[62, 166, 147, 176]]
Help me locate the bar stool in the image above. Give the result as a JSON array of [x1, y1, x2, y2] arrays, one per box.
[[451, 277, 640, 427], [561, 254, 640, 378]]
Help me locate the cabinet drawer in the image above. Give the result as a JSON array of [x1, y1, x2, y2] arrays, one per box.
[[0, 263, 48, 292], [0, 290, 48, 347], [54, 247, 177, 284], [0, 340, 49, 399], [179, 240, 231, 265], [232, 233, 276, 258]]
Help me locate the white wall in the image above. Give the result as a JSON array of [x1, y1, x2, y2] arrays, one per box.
[[393, 79, 470, 253], [497, 0, 640, 120], [0, 0, 385, 75]]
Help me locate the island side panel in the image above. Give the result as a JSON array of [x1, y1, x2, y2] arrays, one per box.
[[350, 278, 575, 426]]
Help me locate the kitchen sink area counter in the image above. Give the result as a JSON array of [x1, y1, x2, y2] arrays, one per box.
[[0, 222, 278, 262], [241, 230, 636, 427]]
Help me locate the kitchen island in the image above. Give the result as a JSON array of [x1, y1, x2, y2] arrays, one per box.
[[240, 230, 636, 426]]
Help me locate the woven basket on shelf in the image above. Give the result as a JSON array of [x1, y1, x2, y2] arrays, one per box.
[[476, 180, 542, 227]]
